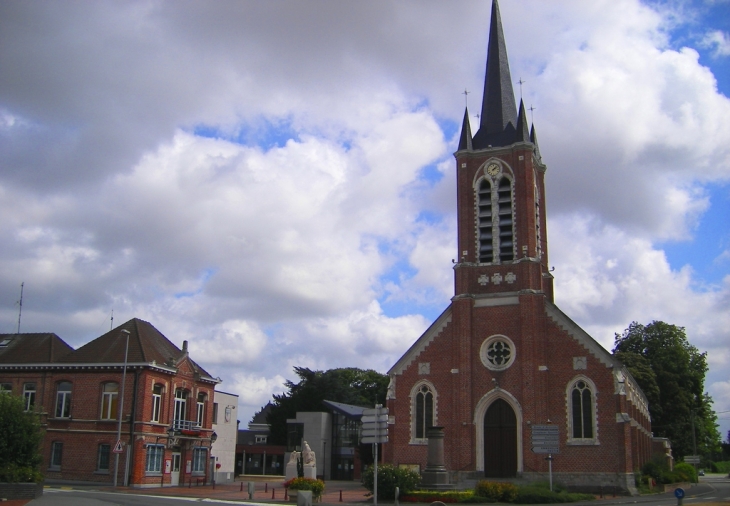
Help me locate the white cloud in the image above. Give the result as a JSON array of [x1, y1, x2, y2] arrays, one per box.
[[701, 30, 730, 57], [1, 0, 729, 437]]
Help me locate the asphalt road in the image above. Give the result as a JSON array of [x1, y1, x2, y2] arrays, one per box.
[[27, 473, 730, 506]]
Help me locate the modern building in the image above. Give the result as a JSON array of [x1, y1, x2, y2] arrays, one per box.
[[211, 390, 239, 484], [384, 0, 654, 494], [236, 403, 286, 476], [0, 318, 221, 488]]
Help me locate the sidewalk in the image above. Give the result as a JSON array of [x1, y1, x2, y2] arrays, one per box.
[[41, 477, 372, 505]]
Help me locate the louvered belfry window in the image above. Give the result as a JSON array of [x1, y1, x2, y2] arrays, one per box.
[[478, 176, 514, 263]]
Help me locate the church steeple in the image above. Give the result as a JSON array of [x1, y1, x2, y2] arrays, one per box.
[[458, 108, 473, 151], [472, 0, 518, 149]]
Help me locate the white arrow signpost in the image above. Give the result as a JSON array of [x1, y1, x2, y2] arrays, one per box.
[[531, 425, 559, 491], [361, 405, 388, 506]]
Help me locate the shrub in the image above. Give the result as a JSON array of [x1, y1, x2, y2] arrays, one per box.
[[674, 463, 697, 483], [711, 461, 730, 473], [0, 394, 43, 483], [474, 481, 518, 502], [362, 464, 421, 500], [400, 491, 470, 503], [513, 485, 593, 504], [283, 477, 325, 500], [0, 464, 44, 484]]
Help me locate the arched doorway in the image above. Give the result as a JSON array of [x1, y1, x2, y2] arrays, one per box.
[[483, 398, 517, 477]]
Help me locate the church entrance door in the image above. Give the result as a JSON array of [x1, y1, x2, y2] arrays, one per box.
[[483, 398, 517, 477]]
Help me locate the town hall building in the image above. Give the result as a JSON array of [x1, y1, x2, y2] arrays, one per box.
[[384, 0, 653, 494]]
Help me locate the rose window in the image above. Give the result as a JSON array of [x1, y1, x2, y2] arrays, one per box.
[[480, 335, 516, 371]]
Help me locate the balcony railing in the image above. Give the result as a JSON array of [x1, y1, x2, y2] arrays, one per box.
[[172, 419, 201, 431]]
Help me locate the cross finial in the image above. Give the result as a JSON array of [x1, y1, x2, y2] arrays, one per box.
[[529, 104, 536, 124], [463, 88, 470, 108], [518, 78, 526, 99]]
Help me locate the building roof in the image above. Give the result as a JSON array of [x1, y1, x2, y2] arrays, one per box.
[[322, 399, 368, 420], [0, 333, 73, 364], [57, 318, 217, 382]]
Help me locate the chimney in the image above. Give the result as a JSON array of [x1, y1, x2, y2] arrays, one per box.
[[182, 340, 188, 354]]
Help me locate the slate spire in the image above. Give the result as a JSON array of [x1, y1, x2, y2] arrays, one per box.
[[472, 0, 518, 149], [458, 107, 473, 151], [515, 99, 529, 142], [530, 124, 541, 160]]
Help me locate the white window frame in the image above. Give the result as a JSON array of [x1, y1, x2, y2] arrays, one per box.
[[174, 389, 188, 426], [55, 382, 72, 418], [145, 444, 164, 474], [23, 382, 36, 411], [100, 382, 119, 420], [192, 447, 207, 475], [151, 384, 162, 423]]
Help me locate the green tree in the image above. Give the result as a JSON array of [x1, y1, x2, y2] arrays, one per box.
[[0, 393, 43, 482], [267, 367, 388, 445], [613, 321, 721, 459]]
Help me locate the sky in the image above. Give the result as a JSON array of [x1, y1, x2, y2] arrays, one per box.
[[1, 0, 729, 442]]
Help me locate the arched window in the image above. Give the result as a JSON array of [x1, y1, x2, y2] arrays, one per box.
[[151, 384, 163, 423], [174, 389, 188, 428], [411, 382, 436, 442], [497, 177, 514, 262], [478, 178, 494, 263], [100, 382, 119, 420], [55, 382, 72, 418], [567, 377, 597, 443], [476, 170, 514, 264], [196, 392, 207, 427]]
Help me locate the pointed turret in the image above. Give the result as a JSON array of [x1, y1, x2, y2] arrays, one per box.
[[515, 99, 529, 142], [458, 108, 473, 151], [472, 0, 518, 149], [530, 124, 541, 160]]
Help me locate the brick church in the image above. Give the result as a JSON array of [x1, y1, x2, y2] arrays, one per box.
[[384, 0, 654, 493]]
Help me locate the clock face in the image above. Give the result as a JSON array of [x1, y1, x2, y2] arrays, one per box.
[[487, 163, 500, 176]]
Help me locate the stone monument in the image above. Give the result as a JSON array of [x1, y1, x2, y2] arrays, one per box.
[[420, 427, 452, 489], [301, 441, 317, 479], [285, 451, 300, 481]]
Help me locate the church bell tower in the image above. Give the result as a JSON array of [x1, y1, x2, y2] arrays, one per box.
[[454, 0, 552, 303]]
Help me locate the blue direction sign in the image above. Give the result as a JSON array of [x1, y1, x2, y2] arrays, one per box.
[[674, 488, 685, 499]]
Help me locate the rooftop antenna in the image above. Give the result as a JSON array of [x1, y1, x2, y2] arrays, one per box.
[[16, 282, 24, 333], [110, 309, 114, 331]]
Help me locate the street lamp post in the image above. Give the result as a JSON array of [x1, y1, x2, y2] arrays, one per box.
[[113, 329, 130, 487]]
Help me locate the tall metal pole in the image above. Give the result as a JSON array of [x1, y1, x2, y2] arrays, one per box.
[[114, 329, 130, 487]]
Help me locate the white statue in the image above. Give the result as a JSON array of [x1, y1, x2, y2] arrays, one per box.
[[288, 451, 300, 465], [302, 441, 316, 467]]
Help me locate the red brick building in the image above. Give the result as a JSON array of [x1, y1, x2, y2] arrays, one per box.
[[0, 318, 220, 488], [384, 1, 652, 494]]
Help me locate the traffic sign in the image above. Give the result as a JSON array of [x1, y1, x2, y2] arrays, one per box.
[[362, 414, 389, 423], [531, 425, 558, 434], [532, 447, 560, 454], [674, 488, 685, 499], [362, 435, 389, 444], [112, 439, 124, 454], [363, 407, 389, 416], [684, 456, 700, 464], [362, 424, 387, 434]]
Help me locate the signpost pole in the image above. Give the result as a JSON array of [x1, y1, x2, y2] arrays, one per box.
[[548, 454, 553, 492]]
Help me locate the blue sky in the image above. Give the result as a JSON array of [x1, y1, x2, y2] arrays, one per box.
[[1, 0, 729, 438]]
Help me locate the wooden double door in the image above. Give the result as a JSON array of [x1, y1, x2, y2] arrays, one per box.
[[483, 399, 517, 477]]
